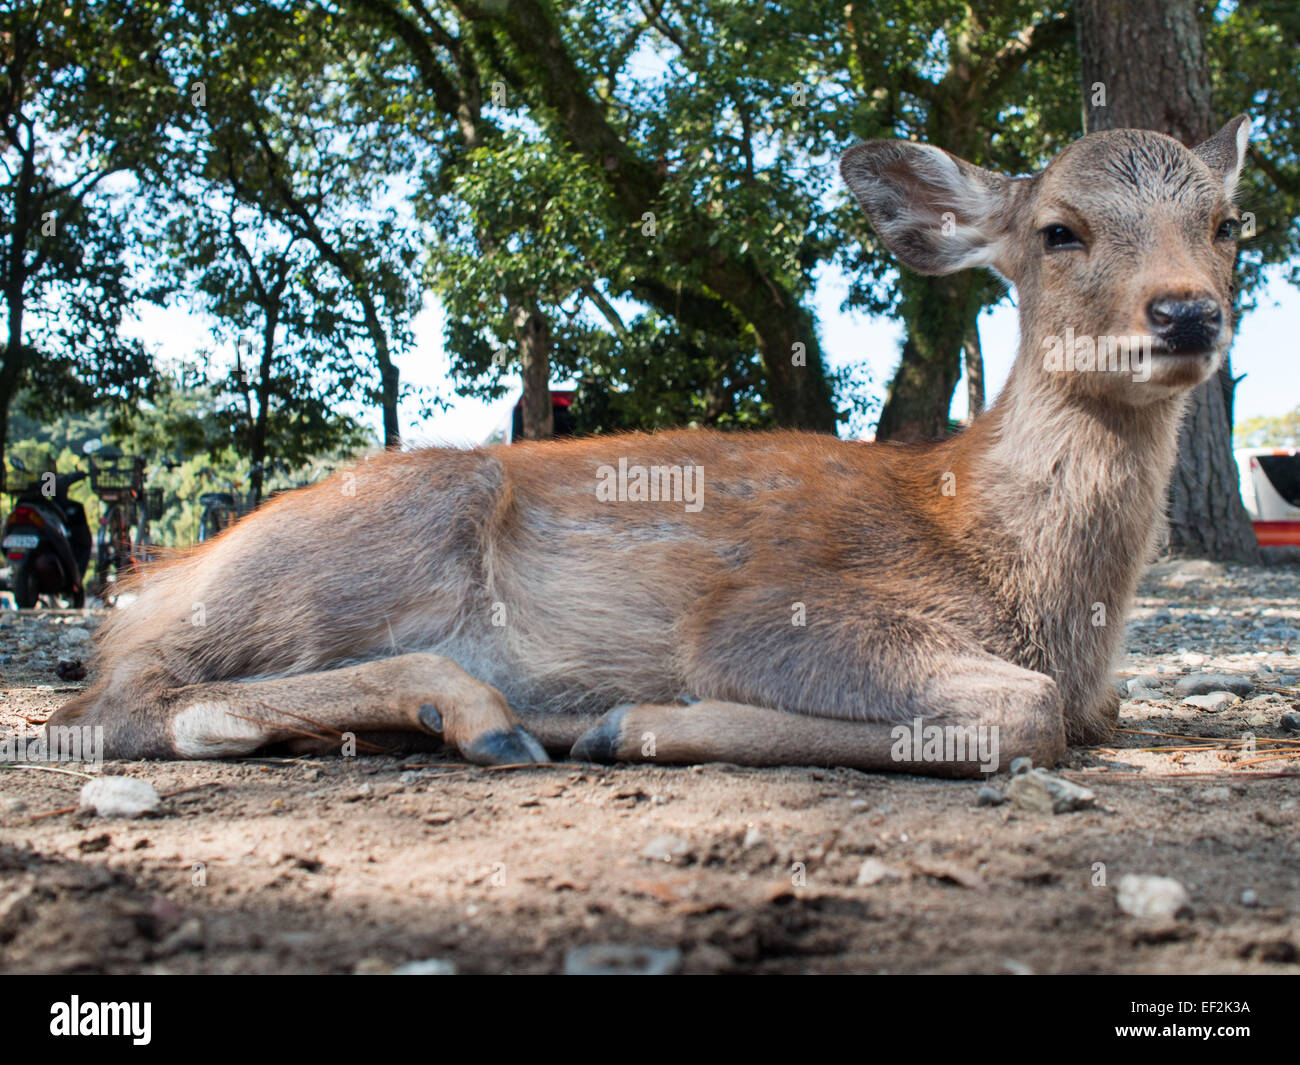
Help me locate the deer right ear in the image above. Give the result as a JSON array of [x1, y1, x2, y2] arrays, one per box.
[[840, 141, 1012, 276]]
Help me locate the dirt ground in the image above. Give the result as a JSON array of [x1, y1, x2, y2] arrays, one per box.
[[1, 557, 1298, 975]]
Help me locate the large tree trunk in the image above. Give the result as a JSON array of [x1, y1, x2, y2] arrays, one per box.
[[876, 271, 980, 441], [514, 303, 553, 440], [1077, 0, 1259, 562], [715, 279, 838, 432]]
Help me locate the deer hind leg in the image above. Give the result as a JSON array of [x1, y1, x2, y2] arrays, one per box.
[[569, 656, 1066, 778], [48, 652, 549, 765]]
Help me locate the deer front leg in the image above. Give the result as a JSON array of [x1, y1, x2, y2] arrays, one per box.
[[1071, 682, 1121, 746], [49, 652, 548, 765], [570, 655, 1066, 777]]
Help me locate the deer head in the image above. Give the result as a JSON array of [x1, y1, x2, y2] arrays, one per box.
[[841, 116, 1251, 407]]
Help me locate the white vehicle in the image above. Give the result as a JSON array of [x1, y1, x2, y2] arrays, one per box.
[[1235, 446, 1300, 546]]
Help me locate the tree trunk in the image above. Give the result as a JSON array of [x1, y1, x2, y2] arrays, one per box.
[[0, 272, 29, 480], [359, 291, 401, 448], [1077, 0, 1214, 143], [720, 285, 838, 432], [1077, 0, 1259, 562], [0, 300, 22, 480], [249, 316, 277, 507], [514, 303, 553, 440], [873, 91, 983, 443], [964, 320, 985, 420], [876, 271, 980, 441], [0, 141, 34, 481]]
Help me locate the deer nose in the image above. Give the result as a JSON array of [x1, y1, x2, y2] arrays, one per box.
[[1145, 297, 1223, 354]]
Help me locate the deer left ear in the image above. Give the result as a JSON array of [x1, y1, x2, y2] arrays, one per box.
[[1193, 114, 1251, 198], [840, 140, 1013, 277]]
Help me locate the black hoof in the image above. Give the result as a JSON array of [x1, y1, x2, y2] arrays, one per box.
[[418, 703, 444, 733], [570, 704, 631, 763], [461, 726, 550, 766]]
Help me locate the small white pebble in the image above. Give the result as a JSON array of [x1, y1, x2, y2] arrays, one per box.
[[79, 777, 160, 818]]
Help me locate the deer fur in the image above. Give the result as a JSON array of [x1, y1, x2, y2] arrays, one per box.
[[46, 117, 1252, 776]]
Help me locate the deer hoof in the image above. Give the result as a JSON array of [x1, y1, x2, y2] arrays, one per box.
[[461, 726, 549, 766], [418, 703, 444, 733], [569, 704, 632, 763]]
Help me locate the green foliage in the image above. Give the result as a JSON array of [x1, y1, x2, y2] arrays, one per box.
[[1235, 406, 1300, 449], [425, 127, 785, 429], [146, 1, 430, 443], [428, 131, 623, 384], [1209, 1, 1300, 297], [145, 185, 374, 487], [0, 0, 178, 441], [567, 315, 774, 432], [827, 1, 1080, 316]]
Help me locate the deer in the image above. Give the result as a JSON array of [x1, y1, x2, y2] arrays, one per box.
[[45, 115, 1251, 777]]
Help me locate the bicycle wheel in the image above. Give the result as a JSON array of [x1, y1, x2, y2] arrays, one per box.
[[93, 505, 131, 604], [138, 501, 155, 563]]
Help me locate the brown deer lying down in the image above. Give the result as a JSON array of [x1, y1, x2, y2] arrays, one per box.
[[48, 116, 1252, 777]]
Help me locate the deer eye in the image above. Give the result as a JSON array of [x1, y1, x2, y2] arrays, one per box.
[[1042, 224, 1083, 251], [1216, 217, 1241, 242]]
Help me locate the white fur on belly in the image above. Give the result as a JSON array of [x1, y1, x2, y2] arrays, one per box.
[[171, 701, 266, 758]]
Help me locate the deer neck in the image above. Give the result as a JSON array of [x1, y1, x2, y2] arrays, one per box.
[[952, 335, 1189, 692]]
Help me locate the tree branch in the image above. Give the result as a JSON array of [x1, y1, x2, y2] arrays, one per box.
[[348, 0, 466, 118], [981, 11, 1076, 101], [582, 283, 628, 338], [1248, 142, 1300, 198]]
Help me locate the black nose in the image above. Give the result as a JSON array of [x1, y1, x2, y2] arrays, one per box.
[[1146, 297, 1223, 354]]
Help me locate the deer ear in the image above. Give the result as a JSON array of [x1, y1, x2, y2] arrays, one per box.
[[1193, 114, 1251, 198], [840, 141, 1012, 276]]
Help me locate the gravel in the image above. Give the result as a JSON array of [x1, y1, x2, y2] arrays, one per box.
[[1181, 692, 1242, 711]]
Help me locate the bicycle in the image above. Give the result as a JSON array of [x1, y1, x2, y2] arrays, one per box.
[[194, 461, 334, 543], [197, 469, 251, 543], [87, 447, 163, 603]]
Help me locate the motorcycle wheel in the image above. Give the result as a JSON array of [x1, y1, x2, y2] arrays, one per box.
[[12, 556, 39, 608], [14, 551, 85, 609]]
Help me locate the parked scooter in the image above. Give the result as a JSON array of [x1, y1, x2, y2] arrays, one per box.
[[1, 456, 93, 608]]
